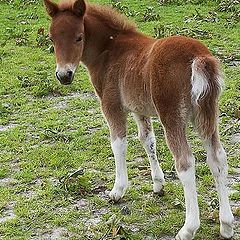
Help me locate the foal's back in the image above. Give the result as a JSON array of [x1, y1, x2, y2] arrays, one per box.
[[114, 34, 213, 118]]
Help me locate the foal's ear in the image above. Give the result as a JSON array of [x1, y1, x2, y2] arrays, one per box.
[[73, 0, 86, 17], [44, 0, 58, 17]]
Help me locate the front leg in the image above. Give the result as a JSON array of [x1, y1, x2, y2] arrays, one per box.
[[101, 100, 128, 202], [110, 137, 128, 202]]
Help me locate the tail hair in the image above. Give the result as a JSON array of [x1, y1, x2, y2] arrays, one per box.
[[191, 56, 224, 139]]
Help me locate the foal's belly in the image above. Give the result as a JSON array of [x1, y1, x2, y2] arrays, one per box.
[[123, 100, 157, 117], [120, 81, 157, 117], [119, 47, 158, 117]]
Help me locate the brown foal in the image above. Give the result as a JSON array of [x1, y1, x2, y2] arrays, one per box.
[[44, 0, 234, 239]]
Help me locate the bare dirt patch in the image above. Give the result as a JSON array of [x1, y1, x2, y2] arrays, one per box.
[[0, 178, 15, 186], [10, 159, 20, 173], [0, 124, 17, 132], [30, 227, 74, 240], [52, 101, 68, 110], [144, 236, 174, 240], [231, 133, 240, 144], [20, 190, 36, 199], [0, 202, 16, 224], [72, 198, 89, 209]]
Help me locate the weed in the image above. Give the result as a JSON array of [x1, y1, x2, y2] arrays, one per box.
[[18, 76, 34, 88], [211, 47, 240, 66], [0, 50, 7, 62], [0, 0, 14, 3], [153, 25, 212, 39], [41, 128, 72, 143], [17, 72, 61, 97], [225, 10, 240, 27], [142, 6, 160, 22], [36, 27, 54, 52], [111, 0, 139, 17], [59, 169, 91, 195], [4, 27, 30, 46], [17, 12, 38, 20], [100, 214, 131, 240], [185, 9, 219, 23], [158, 0, 219, 5], [172, 198, 184, 209], [158, 0, 179, 5], [0, 103, 10, 124], [218, 0, 240, 12], [14, 0, 40, 8]]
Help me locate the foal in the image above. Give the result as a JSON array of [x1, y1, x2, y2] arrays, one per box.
[[44, 0, 234, 239]]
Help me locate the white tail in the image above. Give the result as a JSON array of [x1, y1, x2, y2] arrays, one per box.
[[191, 57, 224, 106]]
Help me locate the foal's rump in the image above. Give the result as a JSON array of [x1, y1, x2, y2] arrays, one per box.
[[149, 36, 223, 137]]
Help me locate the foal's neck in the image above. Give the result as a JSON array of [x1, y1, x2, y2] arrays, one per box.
[[81, 5, 145, 69], [81, 15, 114, 67]]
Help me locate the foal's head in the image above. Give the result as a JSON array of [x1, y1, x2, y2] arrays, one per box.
[[44, 0, 86, 85]]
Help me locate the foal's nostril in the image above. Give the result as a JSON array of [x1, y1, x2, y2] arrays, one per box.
[[56, 71, 60, 80], [55, 69, 74, 84], [67, 70, 73, 79]]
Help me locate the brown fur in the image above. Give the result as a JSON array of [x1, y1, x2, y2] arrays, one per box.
[[45, 0, 224, 169]]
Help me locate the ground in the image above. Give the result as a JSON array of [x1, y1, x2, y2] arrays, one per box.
[[0, 0, 239, 239]]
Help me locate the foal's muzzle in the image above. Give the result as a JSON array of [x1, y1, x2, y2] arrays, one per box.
[[56, 70, 74, 85], [55, 64, 77, 85]]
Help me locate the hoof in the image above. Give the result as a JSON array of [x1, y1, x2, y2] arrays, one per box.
[[109, 186, 126, 202], [175, 226, 196, 240], [153, 188, 165, 197], [153, 179, 165, 194], [220, 221, 234, 239]]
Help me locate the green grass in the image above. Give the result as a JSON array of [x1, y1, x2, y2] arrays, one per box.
[[0, 0, 239, 239]]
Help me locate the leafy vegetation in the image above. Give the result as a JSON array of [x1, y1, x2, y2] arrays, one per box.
[[0, 0, 239, 239]]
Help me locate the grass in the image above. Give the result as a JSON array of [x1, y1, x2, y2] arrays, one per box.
[[0, 0, 239, 239]]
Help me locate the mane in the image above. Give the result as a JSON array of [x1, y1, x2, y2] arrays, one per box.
[[58, 0, 136, 32], [86, 4, 136, 32], [58, 0, 75, 11]]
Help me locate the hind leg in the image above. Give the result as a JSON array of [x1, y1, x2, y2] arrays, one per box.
[[204, 132, 234, 238], [133, 114, 165, 194], [158, 111, 200, 239], [166, 128, 200, 240]]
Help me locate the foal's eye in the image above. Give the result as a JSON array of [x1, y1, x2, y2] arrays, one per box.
[[76, 35, 83, 42]]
